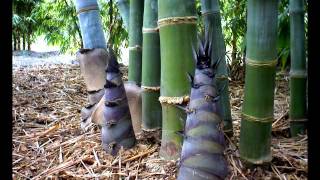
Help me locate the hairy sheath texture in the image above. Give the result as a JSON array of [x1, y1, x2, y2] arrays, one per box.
[[101, 49, 136, 155], [177, 39, 228, 180]]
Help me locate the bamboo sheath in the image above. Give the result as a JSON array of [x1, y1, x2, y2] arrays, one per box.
[[177, 39, 229, 180], [75, 0, 136, 155], [201, 0, 233, 136], [128, 0, 144, 85], [158, 0, 197, 160], [239, 0, 279, 165], [289, 0, 307, 136], [141, 0, 162, 130]]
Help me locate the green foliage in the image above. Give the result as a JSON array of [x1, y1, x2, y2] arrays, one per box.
[[220, 0, 247, 64], [34, 0, 82, 53], [277, 0, 290, 71], [99, 0, 128, 58], [13, 0, 128, 56], [13, 0, 42, 50]]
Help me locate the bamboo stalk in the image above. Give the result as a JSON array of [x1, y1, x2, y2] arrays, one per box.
[[75, 0, 107, 49], [201, 0, 233, 136], [158, 0, 197, 160], [289, 0, 307, 137], [141, 0, 162, 130], [116, 0, 130, 31], [239, 0, 279, 165], [128, 0, 144, 85]]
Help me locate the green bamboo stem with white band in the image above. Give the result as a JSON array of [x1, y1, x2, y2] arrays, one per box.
[[289, 0, 307, 137], [201, 0, 233, 136], [141, 0, 162, 130], [128, 0, 144, 85], [158, 0, 197, 160], [239, 0, 279, 165]]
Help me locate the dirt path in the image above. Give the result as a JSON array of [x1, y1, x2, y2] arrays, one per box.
[[12, 50, 78, 69]]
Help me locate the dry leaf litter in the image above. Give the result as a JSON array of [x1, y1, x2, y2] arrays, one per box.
[[12, 64, 307, 180]]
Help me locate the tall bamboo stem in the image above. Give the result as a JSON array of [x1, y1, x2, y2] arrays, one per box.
[[128, 0, 144, 85], [158, 0, 197, 160], [201, 0, 233, 136], [289, 0, 307, 136], [116, 0, 130, 31], [141, 0, 162, 129], [239, 0, 279, 165]]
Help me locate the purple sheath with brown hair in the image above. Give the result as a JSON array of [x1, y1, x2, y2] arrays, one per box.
[[101, 48, 136, 155], [177, 35, 228, 180]]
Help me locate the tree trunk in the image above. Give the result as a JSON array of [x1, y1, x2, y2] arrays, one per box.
[[231, 32, 237, 62], [116, 0, 130, 31], [141, 0, 162, 130], [22, 33, 26, 50], [13, 33, 17, 51], [128, 0, 144, 85], [158, 0, 197, 160], [289, 0, 307, 136], [201, 0, 233, 136], [239, 0, 279, 165], [75, 0, 136, 155], [17, 34, 21, 51]]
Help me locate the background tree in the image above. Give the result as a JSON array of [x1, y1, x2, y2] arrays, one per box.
[[13, 0, 42, 51]]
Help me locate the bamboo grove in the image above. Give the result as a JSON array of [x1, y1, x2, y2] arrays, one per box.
[[72, 0, 308, 177]]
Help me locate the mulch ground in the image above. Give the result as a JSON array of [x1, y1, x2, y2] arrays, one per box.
[[12, 64, 307, 179]]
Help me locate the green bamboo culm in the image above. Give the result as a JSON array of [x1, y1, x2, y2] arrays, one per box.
[[158, 0, 197, 160], [201, 0, 233, 136], [239, 0, 279, 165], [116, 0, 130, 31], [289, 0, 307, 137], [141, 0, 162, 130], [128, 0, 144, 85]]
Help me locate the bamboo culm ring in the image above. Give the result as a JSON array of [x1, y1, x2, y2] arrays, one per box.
[[158, 16, 197, 28], [242, 113, 274, 123], [76, 5, 99, 15]]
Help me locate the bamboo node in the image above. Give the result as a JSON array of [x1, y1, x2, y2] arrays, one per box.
[[159, 95, 190, 105], [216, 75, 229, 80], [76, 5, 99, 15], [246, 58, 278, 67], [201, 10, 219, 16], [242, 113, 273, 123], [289, 70, 307, 78], [128, 45, 142, 51], [290, 118, 308, 122], [141, 85, 160, 92], [158, 16, 197, 28], [142, 27, 159, 33]]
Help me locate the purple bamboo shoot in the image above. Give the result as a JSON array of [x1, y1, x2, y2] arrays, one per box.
[[177, 35, 228, 180]]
